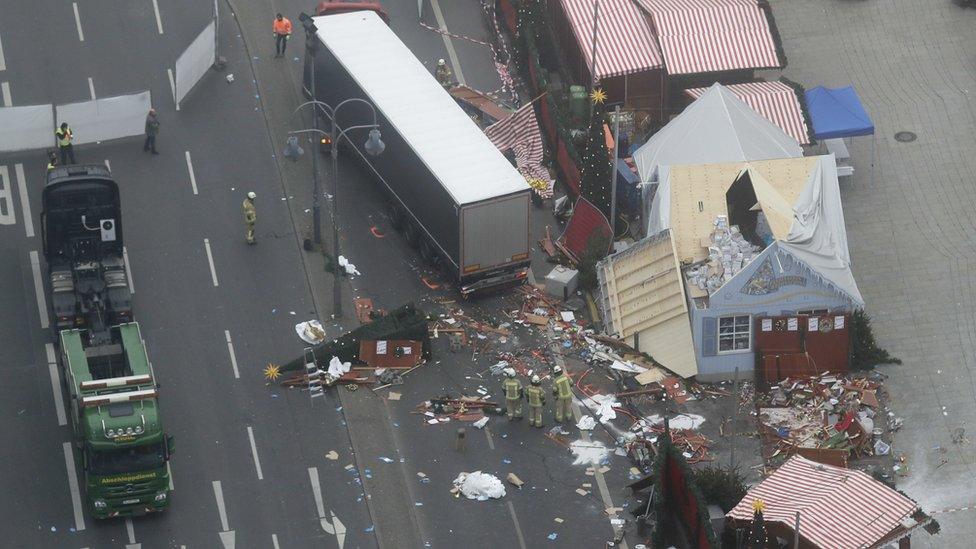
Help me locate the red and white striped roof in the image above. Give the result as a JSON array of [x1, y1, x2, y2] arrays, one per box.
[[560, 0, 664, 80], [727, 455, 919, 549], [686, 81, 810, 144], [637, 0, 781, 75]]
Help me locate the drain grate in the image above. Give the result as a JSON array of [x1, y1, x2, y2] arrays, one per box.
[[894, 131, 917, 143]]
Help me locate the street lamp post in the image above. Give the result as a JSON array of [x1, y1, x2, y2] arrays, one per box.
[[285, 98, 384, 318]]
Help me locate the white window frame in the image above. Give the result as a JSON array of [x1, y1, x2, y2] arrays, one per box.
[[717, 314, 752, 354]]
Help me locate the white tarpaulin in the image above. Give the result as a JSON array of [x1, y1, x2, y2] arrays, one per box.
[[175, 20, 216, 106], [56, 91, 152, 146], [0, 104, 54, 152]]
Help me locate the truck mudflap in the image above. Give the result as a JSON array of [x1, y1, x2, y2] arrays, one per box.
[[460, 267, 528, 298]]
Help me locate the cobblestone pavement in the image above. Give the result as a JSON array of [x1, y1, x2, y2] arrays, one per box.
[[772, 0, 976, 544]]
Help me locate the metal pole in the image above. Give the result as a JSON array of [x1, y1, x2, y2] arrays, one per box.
[[609, 104, 620, 236], [793, 511, 800, 549], [331, 114, 342, 317], [213, 0, 219, 60], [730, 366, 739, 468], [309, 35, 322, 245], [589, 0, 600, 120]]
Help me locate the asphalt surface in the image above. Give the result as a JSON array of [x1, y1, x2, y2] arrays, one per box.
[[0, 0, 637, 548]]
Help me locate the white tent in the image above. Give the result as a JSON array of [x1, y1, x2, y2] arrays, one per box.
[[633, 83, 802, 184]]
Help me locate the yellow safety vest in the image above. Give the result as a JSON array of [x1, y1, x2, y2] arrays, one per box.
[[56, 129, 72, 147], [554, 374, 572, 399], [503, 378, 522, 401]]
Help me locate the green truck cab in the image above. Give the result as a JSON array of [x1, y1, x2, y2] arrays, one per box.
[[60, 323, 173, 519]]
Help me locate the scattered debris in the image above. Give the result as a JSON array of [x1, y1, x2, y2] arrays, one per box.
[[295, 320, 327, 344], [325, 450, 339, 461], [576, 416, 597, 431], [506, 473, 524, 488], [452, 471, 506, 501], [570, 439, 610, 466], [387, 391, 402, 401]]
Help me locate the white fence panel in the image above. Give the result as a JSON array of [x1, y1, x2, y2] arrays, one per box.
[[0, 104, 55, 152], [175, 20, 216, 107], [56, 91, 152, 146]]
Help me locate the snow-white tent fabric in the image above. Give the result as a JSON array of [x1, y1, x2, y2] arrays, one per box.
[[777, 156, 862, 306], [633, 83, 802, 184]]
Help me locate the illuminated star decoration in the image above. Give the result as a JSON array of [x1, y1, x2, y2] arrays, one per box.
[[263, 363, 282, 382], [590, 88, 607, 104], [752, 499, 766, 512]]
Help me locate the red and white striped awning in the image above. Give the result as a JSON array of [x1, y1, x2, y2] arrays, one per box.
[[685, 81, 810, 144], [637, 0, 781, 75], [485, 102, 554, 197], [728, 456, 919, 549], [559, 0, 664, 80]]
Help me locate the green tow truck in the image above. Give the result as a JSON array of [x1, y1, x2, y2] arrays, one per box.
[[60, 322, 173, 518]]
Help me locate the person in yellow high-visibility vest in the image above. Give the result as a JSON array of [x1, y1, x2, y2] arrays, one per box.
[[525, 375, 546, 428], [242, 192, 257, 244], [55, 122, 76, 165], [502, 368, 523, 420], [552, 365, 573, 422]]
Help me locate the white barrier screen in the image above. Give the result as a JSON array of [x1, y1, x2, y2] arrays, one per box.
[[176, 20, 216, 106], [0, 104, 54, 152], [55, 91, 152, 146]]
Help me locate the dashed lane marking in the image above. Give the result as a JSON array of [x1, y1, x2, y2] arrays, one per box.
[[185, 151, 198, 194], [72, 3, 85, 42], [46, 343, 67, 426], [29, 251, 49, 329], [204, 238, 218, 286], [224, 330, 240, 379], [15, 163, 34, 238], [151, 0, 164, 34], [87, 77, 95, 100], [62, 442, 86, 531], [246, 426, 264, 480], [1, 81, 10, 106]]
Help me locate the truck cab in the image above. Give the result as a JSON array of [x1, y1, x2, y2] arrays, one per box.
[[60, 323, 172, 518], [42, 165, 131, 335]]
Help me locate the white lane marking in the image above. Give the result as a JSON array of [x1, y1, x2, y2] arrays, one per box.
[[167, 68, 179, 111], [246, 426, 264, 480], [72, 3, 85, 42], [212, 480, 230, 531], [14, 164, 34, 237], [125, 518, 136, 543], [484, 426, 495, 450], [104, 158, 111, 171], [46, 343, 67, 426], [308, 467, 326, 519], [1, 81, 11, 106], [87, 77, 95, 100], [122, 246, 135, 294], [151, 0, 164, 34], [0, 165, 15, 225], [185, 151, 198, 195], [224, 330, 240, 379], [309, 467, 346, 547], [429, 0, 465, 86], [167, 461, 175, 491], [62, 442, 86, 531], [29, 251, 49, 329], [506, 501, 528, 549], [204, 238, 218, 286], [0, 32, 6, 71], [272, 534, 280, 549]]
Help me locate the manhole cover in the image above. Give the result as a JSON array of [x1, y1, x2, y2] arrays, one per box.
[[894, 131, 917, 142]]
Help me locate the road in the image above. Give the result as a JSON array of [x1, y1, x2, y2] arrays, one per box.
[[0, 0, 633, 547], [0, 1, 371, 547]]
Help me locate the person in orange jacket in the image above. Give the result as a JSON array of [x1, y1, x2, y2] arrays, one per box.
[[273, 14, 292, 58]]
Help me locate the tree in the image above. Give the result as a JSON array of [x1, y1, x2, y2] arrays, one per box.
[[748, 499, 769, 549], [579, 107, 613, 218], [850, 310, 902, 370]]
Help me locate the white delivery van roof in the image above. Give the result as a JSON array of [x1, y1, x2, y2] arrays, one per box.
[[313, 11, 529, 205]]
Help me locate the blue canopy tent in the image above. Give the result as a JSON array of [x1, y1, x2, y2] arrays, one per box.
[[805, 86, 875, 185]]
